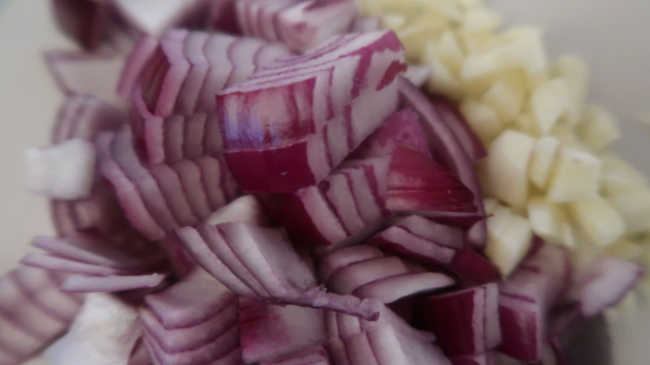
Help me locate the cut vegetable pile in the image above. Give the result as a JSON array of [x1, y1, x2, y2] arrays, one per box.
[[2, 0, 648, 365]]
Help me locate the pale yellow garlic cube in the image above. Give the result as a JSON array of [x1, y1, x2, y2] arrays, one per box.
[[608, 189, 650, 234], [547, 147, 601, 202], [600, 153, 648, 195], [427, 57, 463, 99], [531, 78, 571, 135], [484, 130, 536, 208], [486, 208, 533, 276], [462, 8, 502, 33], [568, 197, 626, 247], [580, 105, 621, 151], [460, 99, 504, 144], [481, 79, 525, 123], [527, 197, 565, 242], [528, 136, 560, 189], [551, 55, 589, 126]]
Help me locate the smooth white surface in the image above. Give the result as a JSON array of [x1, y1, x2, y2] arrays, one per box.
[[0, 1, 649, 364]]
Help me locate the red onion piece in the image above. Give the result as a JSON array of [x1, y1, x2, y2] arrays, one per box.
[[327, 305, 450, 365], [265, 157, 389, 249], [354, 272, 455, 304], [50, 0, 115, 51], [423, 283, 501, 356], [450, 353, 495, 365], [61, 273, 166, 293], [318, 245, 385, 282], [97, 127, 237, 241], [399, 78, 486, 248], [140, 269, 241, 365], [498, 241, 571, 363], [567, 257, 644, 317], [112, 0, 212, 36], [176, 221, 382, 320], [260, 345, 331, 365], [0, 267, 82, 365], [44, 50, 127, 108], [236, 0, 358, 52], [218, 30, 405, 192], [430, 97, 487, 162], [368, 215, 499, 284], [386, 147, 477, 215], [239, 298, 326, 364], [354, 108, 431, 159]]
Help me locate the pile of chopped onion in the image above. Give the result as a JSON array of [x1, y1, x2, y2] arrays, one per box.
[[1, 1, 646, 365]]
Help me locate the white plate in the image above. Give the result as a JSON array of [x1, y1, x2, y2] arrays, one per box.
[[0, 1, 648, 364]]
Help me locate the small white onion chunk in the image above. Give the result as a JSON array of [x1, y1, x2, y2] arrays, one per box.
[[25, 139, 96, 200], [44, 293, 140, 365]]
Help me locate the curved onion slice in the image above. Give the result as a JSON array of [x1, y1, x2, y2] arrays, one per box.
[[0, 266, 82, 365], [235, 0, 358, 52], [51, 0, 115, 51], [112, 0, 212, 36], [327, 305, 449, 365], [260, 345, 331, 365], [177, 221, 382, 320], [141, 269, 240, 364], [353, 272, 455, 304], [97, 127, 237, 241], [399, 78, 487, 248], [52, 94, 126, 145], [423, 283, 501, 356], [450, 353, 495, 365], [44, 50, 127, 108], [567, 257, 644, 317], [318, 245, 385, 282], [368, 215, 499, 285], [218, 30, 405, 192], [127, 32, 292, 165], [498, 241, 571, 363], [49, 95, 128, 236], [239, 298, 326, 364], [354, 108, 431, 159], [265, 156, 389, 249]]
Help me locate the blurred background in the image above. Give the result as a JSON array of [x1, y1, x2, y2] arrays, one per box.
[[0, 1, 649, 364]]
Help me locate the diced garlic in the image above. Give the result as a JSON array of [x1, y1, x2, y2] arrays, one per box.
[[547, 147, 601, 202], [483, 197, 502, 215], [462, 8, 502, 33], [531, 78, 571, 135], [462, 26, 547, 81], [551, 55, 589, 125], [528, 136, 560, 189], [568, 197, 626, 247], [397, 14, 448, 62], [580, 105, 621, 150], [527, 197, 565, 242], [381, 13, 406, 31], [25, 139, 96, 200], [600, 153, 648, 195], [486, 208, 533, 276], [425, 31, 465, 73], [484, 130, 536, 208], [427, 57, 463, 99], [460, 99, 504, 144], [608, 189, 650, 234], [481, 78, 525, 123]]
